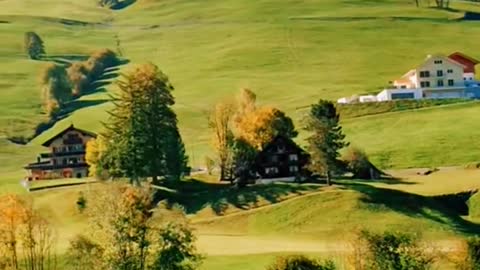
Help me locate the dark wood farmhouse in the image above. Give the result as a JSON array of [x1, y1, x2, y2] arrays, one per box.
[[255, 136, 309, 179], [25, 125, 96, 181]]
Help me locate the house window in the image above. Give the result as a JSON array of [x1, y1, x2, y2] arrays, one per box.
[[448, 79, 454, 86], [420, 81, 430, 88], [391, 93, 415, 100], [437, 80, 444, 87], [265, 167, 279, 175], [63, 158, 67, 165], [434, 60, 443, 64], [289, 166, 299, 173], [419, 71, 430, 78], [400, 85, 407, 89], [437, 70, 443, 77], [270, 155, 279, 163], [447, 69, 453, 73], [289, 154, 298, 161], [277, 145, 286, 153]]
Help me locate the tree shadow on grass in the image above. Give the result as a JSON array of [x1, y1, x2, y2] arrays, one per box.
[[155, 179, 322, 216], [32, 99, 109, 138], [338, 182, 480, 235], [41, 54, 90, 65], [110, 0, 137, 10]]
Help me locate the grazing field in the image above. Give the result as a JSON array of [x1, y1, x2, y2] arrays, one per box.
[[3, 1, 480, 269], [15, 168, 480, 268], [1, 0, 480, 175]]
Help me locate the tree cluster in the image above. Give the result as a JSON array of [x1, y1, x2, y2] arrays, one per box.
[[67, 49, 119, 96], [39, 63, 72, 116], [38, 49, 119, 117], [67, 184, 202, 270], [267, 255, 336, 270], [0, 195, 57, 270], [208, 88, 297, 182], [350, 230, 434, 270], [87, 63, 188, 184]]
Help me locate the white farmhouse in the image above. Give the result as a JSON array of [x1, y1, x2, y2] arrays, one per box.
[[338, 52, 480, 103]]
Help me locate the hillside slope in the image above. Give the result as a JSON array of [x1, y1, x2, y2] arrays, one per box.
[[2, 0, 480, 182]]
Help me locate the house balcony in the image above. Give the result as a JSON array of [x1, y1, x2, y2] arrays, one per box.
[[40, 150, 86, 158], [24, 162, 89, 170]]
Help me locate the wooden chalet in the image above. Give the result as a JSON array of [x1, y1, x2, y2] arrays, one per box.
[[255, 136, 309, 179], [24, 125, 96, 181]]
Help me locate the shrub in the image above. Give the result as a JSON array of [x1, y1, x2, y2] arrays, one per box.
[[359, 231, 434, 270], [67, 235, 104, 270], [465, 162, 480, 170], [85, 48, 119, 78], [205, 156, 215, 175], [76, 192, 87, 213], [267, 255, 336, 270], [67, 62, 89, 96], [343, 147, 382, 179], [24, 31, 45, 59], [466, 237, 480, 269]]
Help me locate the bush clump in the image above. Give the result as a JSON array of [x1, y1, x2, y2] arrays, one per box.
[[267, 255, 336, 270], [67, 49, 119, 96], [465, 162, 480, 170], [343, 147, 383, 179], [353, 230, 434, 270]]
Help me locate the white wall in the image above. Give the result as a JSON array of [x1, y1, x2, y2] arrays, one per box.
[[376, 88, 423, 101], [256, 177, 296, 185]]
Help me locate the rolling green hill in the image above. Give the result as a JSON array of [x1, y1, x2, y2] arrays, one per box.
[[2, 0, 480, 184]]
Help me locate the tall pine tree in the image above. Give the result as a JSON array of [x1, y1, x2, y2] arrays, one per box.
[[103, 63, 188, 184], [304, 100, 348, 186]]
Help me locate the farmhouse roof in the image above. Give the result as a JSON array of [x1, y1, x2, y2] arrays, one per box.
[[41, 124, 97, 147], [448, 52, 480, 73]]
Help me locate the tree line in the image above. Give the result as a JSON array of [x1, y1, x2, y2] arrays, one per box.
[[39, 49, 119, 117], [208, 88, 379, 186], [23, 31, 120, 117]]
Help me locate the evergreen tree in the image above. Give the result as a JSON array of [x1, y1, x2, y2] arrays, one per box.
[[304, 100, 348, 185], [24, 32, 45, 60], [103, 63, 187, 184]]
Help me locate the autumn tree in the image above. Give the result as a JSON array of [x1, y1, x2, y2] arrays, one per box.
[[24, 32, 45, 60], [39, 63, 72, 116], [69, 184, 202, 270], [0, 195, 57, 270], [102, 63, 188, 184], [236, 106, 297, 150], [67, 62, 89, 96], [151, 222, 203, 270], [235, 88, 256, 119], [304, 100, 348, 185], [85, 136, 109, 178], [208, 101, 236, 180]]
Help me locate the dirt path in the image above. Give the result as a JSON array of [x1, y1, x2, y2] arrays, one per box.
[[196, 235, 348, 255]]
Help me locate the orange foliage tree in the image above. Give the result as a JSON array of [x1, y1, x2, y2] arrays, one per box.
[[235, 106, 298, 150]]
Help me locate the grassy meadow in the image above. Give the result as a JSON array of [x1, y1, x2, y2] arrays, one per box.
[[3, 0, 480, 269], [1, 0, 480, 177], [12, 168, 480, 269]]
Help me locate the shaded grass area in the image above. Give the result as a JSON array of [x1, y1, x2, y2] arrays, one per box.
[[157, 179, 323, 218], [193, 181, 480, 240]]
